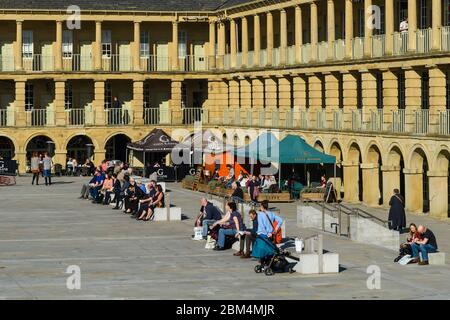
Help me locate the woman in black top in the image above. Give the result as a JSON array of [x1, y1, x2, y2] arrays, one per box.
[[140, 185, 165, 221]]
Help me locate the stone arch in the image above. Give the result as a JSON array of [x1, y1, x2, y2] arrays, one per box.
[[66, 135, 96, 165], [0, 134, 17, 159], [63, 132, 100, 151], [329, 141, 344, 200], [430, 148, 450, 219], [363, 144, 383, 206], [313, 139, 324, 152], [104, 133, 132, 162], [405, 147, 430, 214], [383, 145, 406, 205], [24, 132, 59, 153], [344, 142, 363, 202]]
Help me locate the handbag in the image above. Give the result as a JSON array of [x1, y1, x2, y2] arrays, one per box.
[[204, 236, 216, 250], [263, 211, 283, 244]]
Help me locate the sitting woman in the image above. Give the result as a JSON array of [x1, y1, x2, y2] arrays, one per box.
[[138, 184, 165, 221], [124, 182, 144, 214], [394, 223, 421, 262], [212, 202, 244, 251], [100, 173, 115, 205]]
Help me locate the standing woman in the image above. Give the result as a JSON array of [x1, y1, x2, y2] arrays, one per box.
[[388, 189, 406, 231], [30, 152, 40, 185], [42, 152, 53, 186]]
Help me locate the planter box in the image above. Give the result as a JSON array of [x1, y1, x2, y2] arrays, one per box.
[[301, 192, 324, 202]]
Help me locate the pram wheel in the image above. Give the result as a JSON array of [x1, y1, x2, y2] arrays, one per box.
[[264, 267, 274, 276], [254, 265, 263, 273]]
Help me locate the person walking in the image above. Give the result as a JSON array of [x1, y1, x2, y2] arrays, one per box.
[[388, 189, 406, 231], [30, 152, 40, 185], [42, 152, 53, 186]]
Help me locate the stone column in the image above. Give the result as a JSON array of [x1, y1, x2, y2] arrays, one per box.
[[308, 74, 322, 112], [133, 80, 144, 125], [408, 0, 417, 52], [172, 21, 179, 71], [293, 75, 307, 125], [429, 66, 446, 134], [229, 79, 240, 110], [133, 21, 141, 71], [310, 2, 318, 62], [342, 71, 357, 129], [266, 11, 273, 66], [432, 0, 442, 51], [14, 80, 26, 126], [278, 76, 292, 123], [94, 149, 106, 164], [217, 21, 226, 69], [280, 9, 287, 65], [382, 70, 398, 127], [53, 150, 67, 170], [385, 0, 394, 55], [171, 80, 183, 124], [54, 80, 66, 126], [428, 170, 449, 219], [230, 19, 237, 68], [404, 68, 421, 132], [252, 77, 264, 110], [254, 14, 261, 66], [241, 17, 249, 67], [382, 165, 401, 207], [265, 77, 278, 110], [16, 151, 27, 174], [327, 0, 335, 60], [361, 70, 377, 126], [342, 161, 360, 202], [404, 168, 423, 213], [295, 6, 303, 64], [55, 20, 63, 71], [361, 163, 380, 206], [94, 21, 102, 71], [15, 20, 23, 71], [345, 0, 353, 59], [93, 80, 105, 125], [325, 72, 339, 126], [240, 77, 252, 109], [209, 21, 216, 69], [364, 0, 373, 57]]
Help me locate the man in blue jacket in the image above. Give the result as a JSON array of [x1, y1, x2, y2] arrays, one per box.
[[196, 198, 223, 239]]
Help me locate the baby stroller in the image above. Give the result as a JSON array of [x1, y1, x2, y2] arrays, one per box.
[[253, 235, 297, 276]]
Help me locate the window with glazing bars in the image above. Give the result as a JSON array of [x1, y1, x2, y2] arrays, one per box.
[[376, 73, 383, 108], [140, 31, 150, 57], [421, 70, 429, 109], [62, 30, 73, 58], [143, 83, 150, 108], [181, 83, 187, 108], [64, 83, 73, 109], [398, 71, 406, 109], [102, 30, 112, 57], [446, 71, 450, 109], [22, 31, 33, 58], [25, 84, 33, 110], [356, 73, 362, 109], [104, 82, 112, 109]]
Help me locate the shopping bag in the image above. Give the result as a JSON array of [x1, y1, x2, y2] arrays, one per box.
[[193, 227, 203, 241], [204, 235, 216, 250]]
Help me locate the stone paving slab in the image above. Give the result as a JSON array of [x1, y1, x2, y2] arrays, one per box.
[[0, 176, 449, 300]]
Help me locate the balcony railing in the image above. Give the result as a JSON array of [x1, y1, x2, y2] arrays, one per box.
[[414, 109, 429, 134], [299, 110, 308, 129], [260, 49, 267, 67], [392, 109, 406, 133], [0, 55, 14, 72], [333, 109, 343, 130], [223, 54, 231, 70], [316, 109, 327, 129], [183, 108, 202, 124], [144, 108, 160, 125], [417, 28, 432, 54], [368, 109, 384, 132], [106, 108, 131, 126], [352, 109, 363, 131], [372, 34, 385, 58], [179, 55, 208, 71], [439, 110, 450, 135], [0, 109, 7, 126], [23, 54, 54, 71], [393, 32, 408, 55], [66, 109, 85, 126], [62, 54, 93, 71], [102, 55, 132, 72], [301, 44, 311, 64], [442, 26, 450, 51], [352, 37, 364, 59], [272, 48, 280, 67], [317, 42, 328, 62], [287, 46, 296, 65], [334, 39, 345, 60], [140, 55, 170, 72], [26, 109, 48, 126]]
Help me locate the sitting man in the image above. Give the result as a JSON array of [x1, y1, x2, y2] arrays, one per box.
[[231, 182, 244, 203], [224, 165, 235, 188], [88, 170, 105, 201], [234, 209, 258, 259], [79, 174, 97, 199], [196, 198, 223, 239], [410, 225, 438, 265]]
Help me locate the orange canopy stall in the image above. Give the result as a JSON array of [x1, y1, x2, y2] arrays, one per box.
[[205, 152, 250, 179]]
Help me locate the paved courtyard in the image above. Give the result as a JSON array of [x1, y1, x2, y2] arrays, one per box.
[[0, 176, 449, 300]]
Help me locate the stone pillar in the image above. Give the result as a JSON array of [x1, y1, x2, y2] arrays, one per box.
[[240, 77, 252, 109], [53, 150, 67, 170], [364, 0, 373, 57], [230, 19, 237, 68], [278, 76, 291, 111], [265, 77, 278, 110], [171, 80, 182, 124], [14, 80, 26, 126], [241, 17, 248, 67], [133, 21, 141, 71], [361, 70, 377, 126], [405, 68, 421, 132], [408, 0, 417, 52], [55, 20, 63, 71], [327, 0, 335, 60], [209, 21, 216, 69], [295, 6, 303, 64], [428, 170, 448, 219], [252, 77, 264, 110], [309, 74, 322, 112], [280, 9, 287, 65], [432, 0, 442, 51], [254, 14, 261, 66], [172, 21, 179, 71], [345, 0, 353, 59], [266, 11, 273, 66], [310, 2, 318, 62], [217, 21, 226, 69], [94, 21, 102, 71], [342, 161, 360, 202], [385, 0, 394, 55], [383, 70, 398, 127], [325, 72, 339, 126], [404, 168, 423, 213], [362, 163, 380, 206], [15, 20, 23, 71], [93, 80, 105, 125], [16, 152, 27, 174], [382, 166, 401, 207], [342, 71, 357, 129], [293, 75, 307, 111], [229, 79, 240, 109], [94, 149, 106, 164], [429, 67, 446, 134], [54, 80, 66, 126], [133, 80, 144, 125]]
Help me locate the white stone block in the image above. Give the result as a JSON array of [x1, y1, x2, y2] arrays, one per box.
[[322, 253, 339, 273], [169, 207, 182, 221], [153, 208, 168, 221], [294, 253, 319, 274], [232, 241, 241, 251], [428, 252, 446, 265]]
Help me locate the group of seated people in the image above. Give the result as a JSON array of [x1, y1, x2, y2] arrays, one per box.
[[194, 199, 283, 259], [395, 223, 439, 265], [79, 163, 165, 222]]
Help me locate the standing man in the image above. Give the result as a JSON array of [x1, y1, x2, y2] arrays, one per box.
[[42, 152, 53, 186]]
